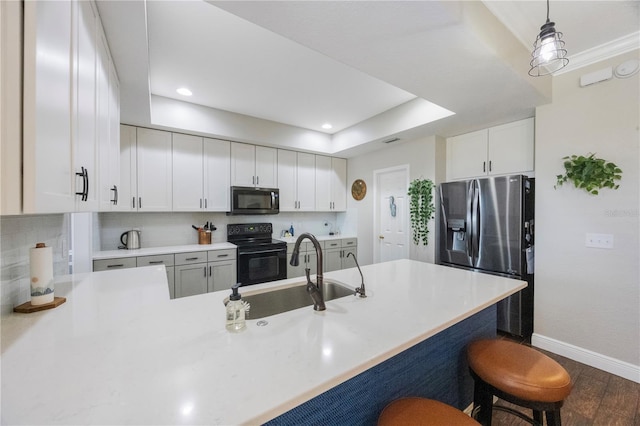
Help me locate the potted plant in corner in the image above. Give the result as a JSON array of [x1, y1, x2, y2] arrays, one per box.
[[408, 178, 435, 246]]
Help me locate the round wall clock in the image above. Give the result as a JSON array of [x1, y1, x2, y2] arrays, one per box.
[[351, 179, 367, 200]]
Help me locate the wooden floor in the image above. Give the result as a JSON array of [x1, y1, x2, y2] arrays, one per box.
[[490, 337, 640, 426]]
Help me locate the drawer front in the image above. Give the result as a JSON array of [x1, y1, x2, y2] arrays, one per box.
[[93, 257, 137, 272], [324, 240, 341, 249], [174, 251, 207, 265], [137, 254, 174, 267], [207, 248, 237, 262], [341, 238, 357, 248]]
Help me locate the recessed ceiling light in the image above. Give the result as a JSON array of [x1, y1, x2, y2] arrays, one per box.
[[176, 87, 192, 96], [321, 123, 333, 130]]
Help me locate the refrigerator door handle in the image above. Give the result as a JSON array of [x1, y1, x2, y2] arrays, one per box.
[[466, 182, 475, 260], [471, 181, 480, 263]]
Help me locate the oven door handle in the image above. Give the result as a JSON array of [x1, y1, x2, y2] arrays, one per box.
[[239, 248, 285, 256]]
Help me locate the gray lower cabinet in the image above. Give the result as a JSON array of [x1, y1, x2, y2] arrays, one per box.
[[94, 248, 236, 300], [286, 241, 323, 279], [174, 250, 237, 299], [324, 238, 358, 272]]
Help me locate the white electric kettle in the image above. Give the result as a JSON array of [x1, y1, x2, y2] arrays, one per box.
[[120, 230, 141, 250]]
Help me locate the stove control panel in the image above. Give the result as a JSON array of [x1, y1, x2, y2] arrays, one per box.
[[227, 223, 273, 237]]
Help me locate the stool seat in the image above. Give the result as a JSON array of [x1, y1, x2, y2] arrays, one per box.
[[468, 339, 572, 403], [378, 397, 480, 426]]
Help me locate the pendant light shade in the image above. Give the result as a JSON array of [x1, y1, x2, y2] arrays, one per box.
[[528, 0, 568, 77]]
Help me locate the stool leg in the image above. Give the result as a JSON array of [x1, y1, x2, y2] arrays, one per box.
[[533, 410, 543, 425], [473, 379, 493, 426], [546, 410, 562, 426]]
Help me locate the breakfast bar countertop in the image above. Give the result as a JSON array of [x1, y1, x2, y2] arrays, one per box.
[[1, 259, 525, 425]]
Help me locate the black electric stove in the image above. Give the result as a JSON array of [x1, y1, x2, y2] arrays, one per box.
[[227, 223, 287, 286]]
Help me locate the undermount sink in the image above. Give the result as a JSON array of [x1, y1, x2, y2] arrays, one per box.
[[232, 279, 355, 320]]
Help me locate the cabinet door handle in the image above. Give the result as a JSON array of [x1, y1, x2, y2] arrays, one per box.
[[256, 176, 259, 185], [252, 176, 255, 185], [209, 266, 212, 276], [84, 168, 89, 201], [483, 161, 486, 173], [216, 254, 229, 258], [489, 160, 492, 172], [186, 257, 200, 261], [139, 197, 142, 209], [204, 267, 207, 277], [148, 261, 164, 265], [111, 185, 118, 205], [133, 197, 136, 209], [200, 199, 203, 209], [75, 167, 87, 200], [205, 199, 207, 209], [107, 264, 124, 268]]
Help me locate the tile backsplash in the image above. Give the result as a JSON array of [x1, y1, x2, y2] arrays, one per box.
[[97, 211, 352, 251], [0, 214, 69, 315]]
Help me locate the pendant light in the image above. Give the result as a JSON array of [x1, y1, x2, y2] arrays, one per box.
[[528, 0, 568, 77]]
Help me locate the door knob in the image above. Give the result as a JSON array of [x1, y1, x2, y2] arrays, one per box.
[[378, 235, 385, 240]]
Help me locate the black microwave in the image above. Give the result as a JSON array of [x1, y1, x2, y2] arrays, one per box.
[[228, 186, 279, 215]]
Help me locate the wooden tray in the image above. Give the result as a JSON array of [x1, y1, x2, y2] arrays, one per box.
[[13, 297, 66, 313]]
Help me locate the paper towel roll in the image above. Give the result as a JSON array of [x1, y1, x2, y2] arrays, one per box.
[[30, 243, 54, 305]]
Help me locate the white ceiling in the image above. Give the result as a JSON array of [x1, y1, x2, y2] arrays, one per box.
[[97, 0, 639, 156]]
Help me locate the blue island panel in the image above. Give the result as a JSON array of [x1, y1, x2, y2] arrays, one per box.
[[266, 305, 496, 425]]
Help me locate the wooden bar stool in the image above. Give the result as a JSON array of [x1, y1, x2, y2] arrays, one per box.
[[467, 339, 572, 426], [378, 397, 480, 426]]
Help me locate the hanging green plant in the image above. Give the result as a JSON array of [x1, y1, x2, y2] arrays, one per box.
[[555, 153, 622, 195], [408, 178, 435, 246]]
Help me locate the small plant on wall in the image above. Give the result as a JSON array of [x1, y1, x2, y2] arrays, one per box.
[[555, 153, 622, 195], [408, 178, 435, 246]]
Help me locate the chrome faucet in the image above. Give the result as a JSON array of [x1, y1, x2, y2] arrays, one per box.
[[290, 233, 325, 311]]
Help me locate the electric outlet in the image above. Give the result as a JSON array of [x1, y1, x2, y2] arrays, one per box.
[[585, 233, 614, 249]]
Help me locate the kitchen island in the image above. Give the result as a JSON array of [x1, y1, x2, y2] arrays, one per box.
[[1, 259, 525, 425]]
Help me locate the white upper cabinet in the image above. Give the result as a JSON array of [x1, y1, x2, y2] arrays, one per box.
[[172, 133, 204, 211], [172, 135, 230, 212], [136, 128, 172, 211], [22, 0, 119, 214], [117, 125, 136, 211], [204, 138, 230, 211], [277, 150, 315, 212], [315, 156, 347, 211], [230, 142, 277, 188], [23, 0, 75, 213], [446, 118, 534, 181]]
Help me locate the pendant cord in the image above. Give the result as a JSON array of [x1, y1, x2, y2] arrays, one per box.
[[546, 0, 550, 22]]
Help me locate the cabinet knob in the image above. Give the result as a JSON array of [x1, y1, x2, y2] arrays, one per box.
[[378, 235, 385, 240]]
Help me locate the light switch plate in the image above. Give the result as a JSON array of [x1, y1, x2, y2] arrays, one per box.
[[585, 233, 614, 249]]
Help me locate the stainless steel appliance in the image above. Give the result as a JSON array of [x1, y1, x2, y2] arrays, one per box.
[[120, 230, 141, 249], [228, 186, 279, 215], [227, 223, 287, 286], [438, 175, 534, 338]]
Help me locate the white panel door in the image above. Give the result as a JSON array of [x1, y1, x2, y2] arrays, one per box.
[[172, 133, 203, 211], [331, 157, 347, 211], [204, 138, 230, 211], [277, 149, 297, 211], [117, 125, 136, 211], [136, 128, 172, 211], [315, 155, 332, 211], [376, 167, 409, 263], [74, 1, 98, 211], [23, 1, 75, 213], [255, 146, 277, 188], [297, 152, 316, 211], [230, 142, 255, 187], [488, 117, 534, 175]]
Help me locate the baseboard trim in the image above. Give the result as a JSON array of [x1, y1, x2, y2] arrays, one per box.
[[531, 333, 640, 384]]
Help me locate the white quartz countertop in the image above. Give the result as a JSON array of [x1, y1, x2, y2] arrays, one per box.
[[92, 242, 237, 260], [1, 260, 525, 425]]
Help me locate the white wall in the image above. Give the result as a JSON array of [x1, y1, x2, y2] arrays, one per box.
[[346, 135, 446, 266], [533, 50, 640, 379]]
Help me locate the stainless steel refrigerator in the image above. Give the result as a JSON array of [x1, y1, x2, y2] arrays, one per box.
[[437, 175, 534, 338]]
